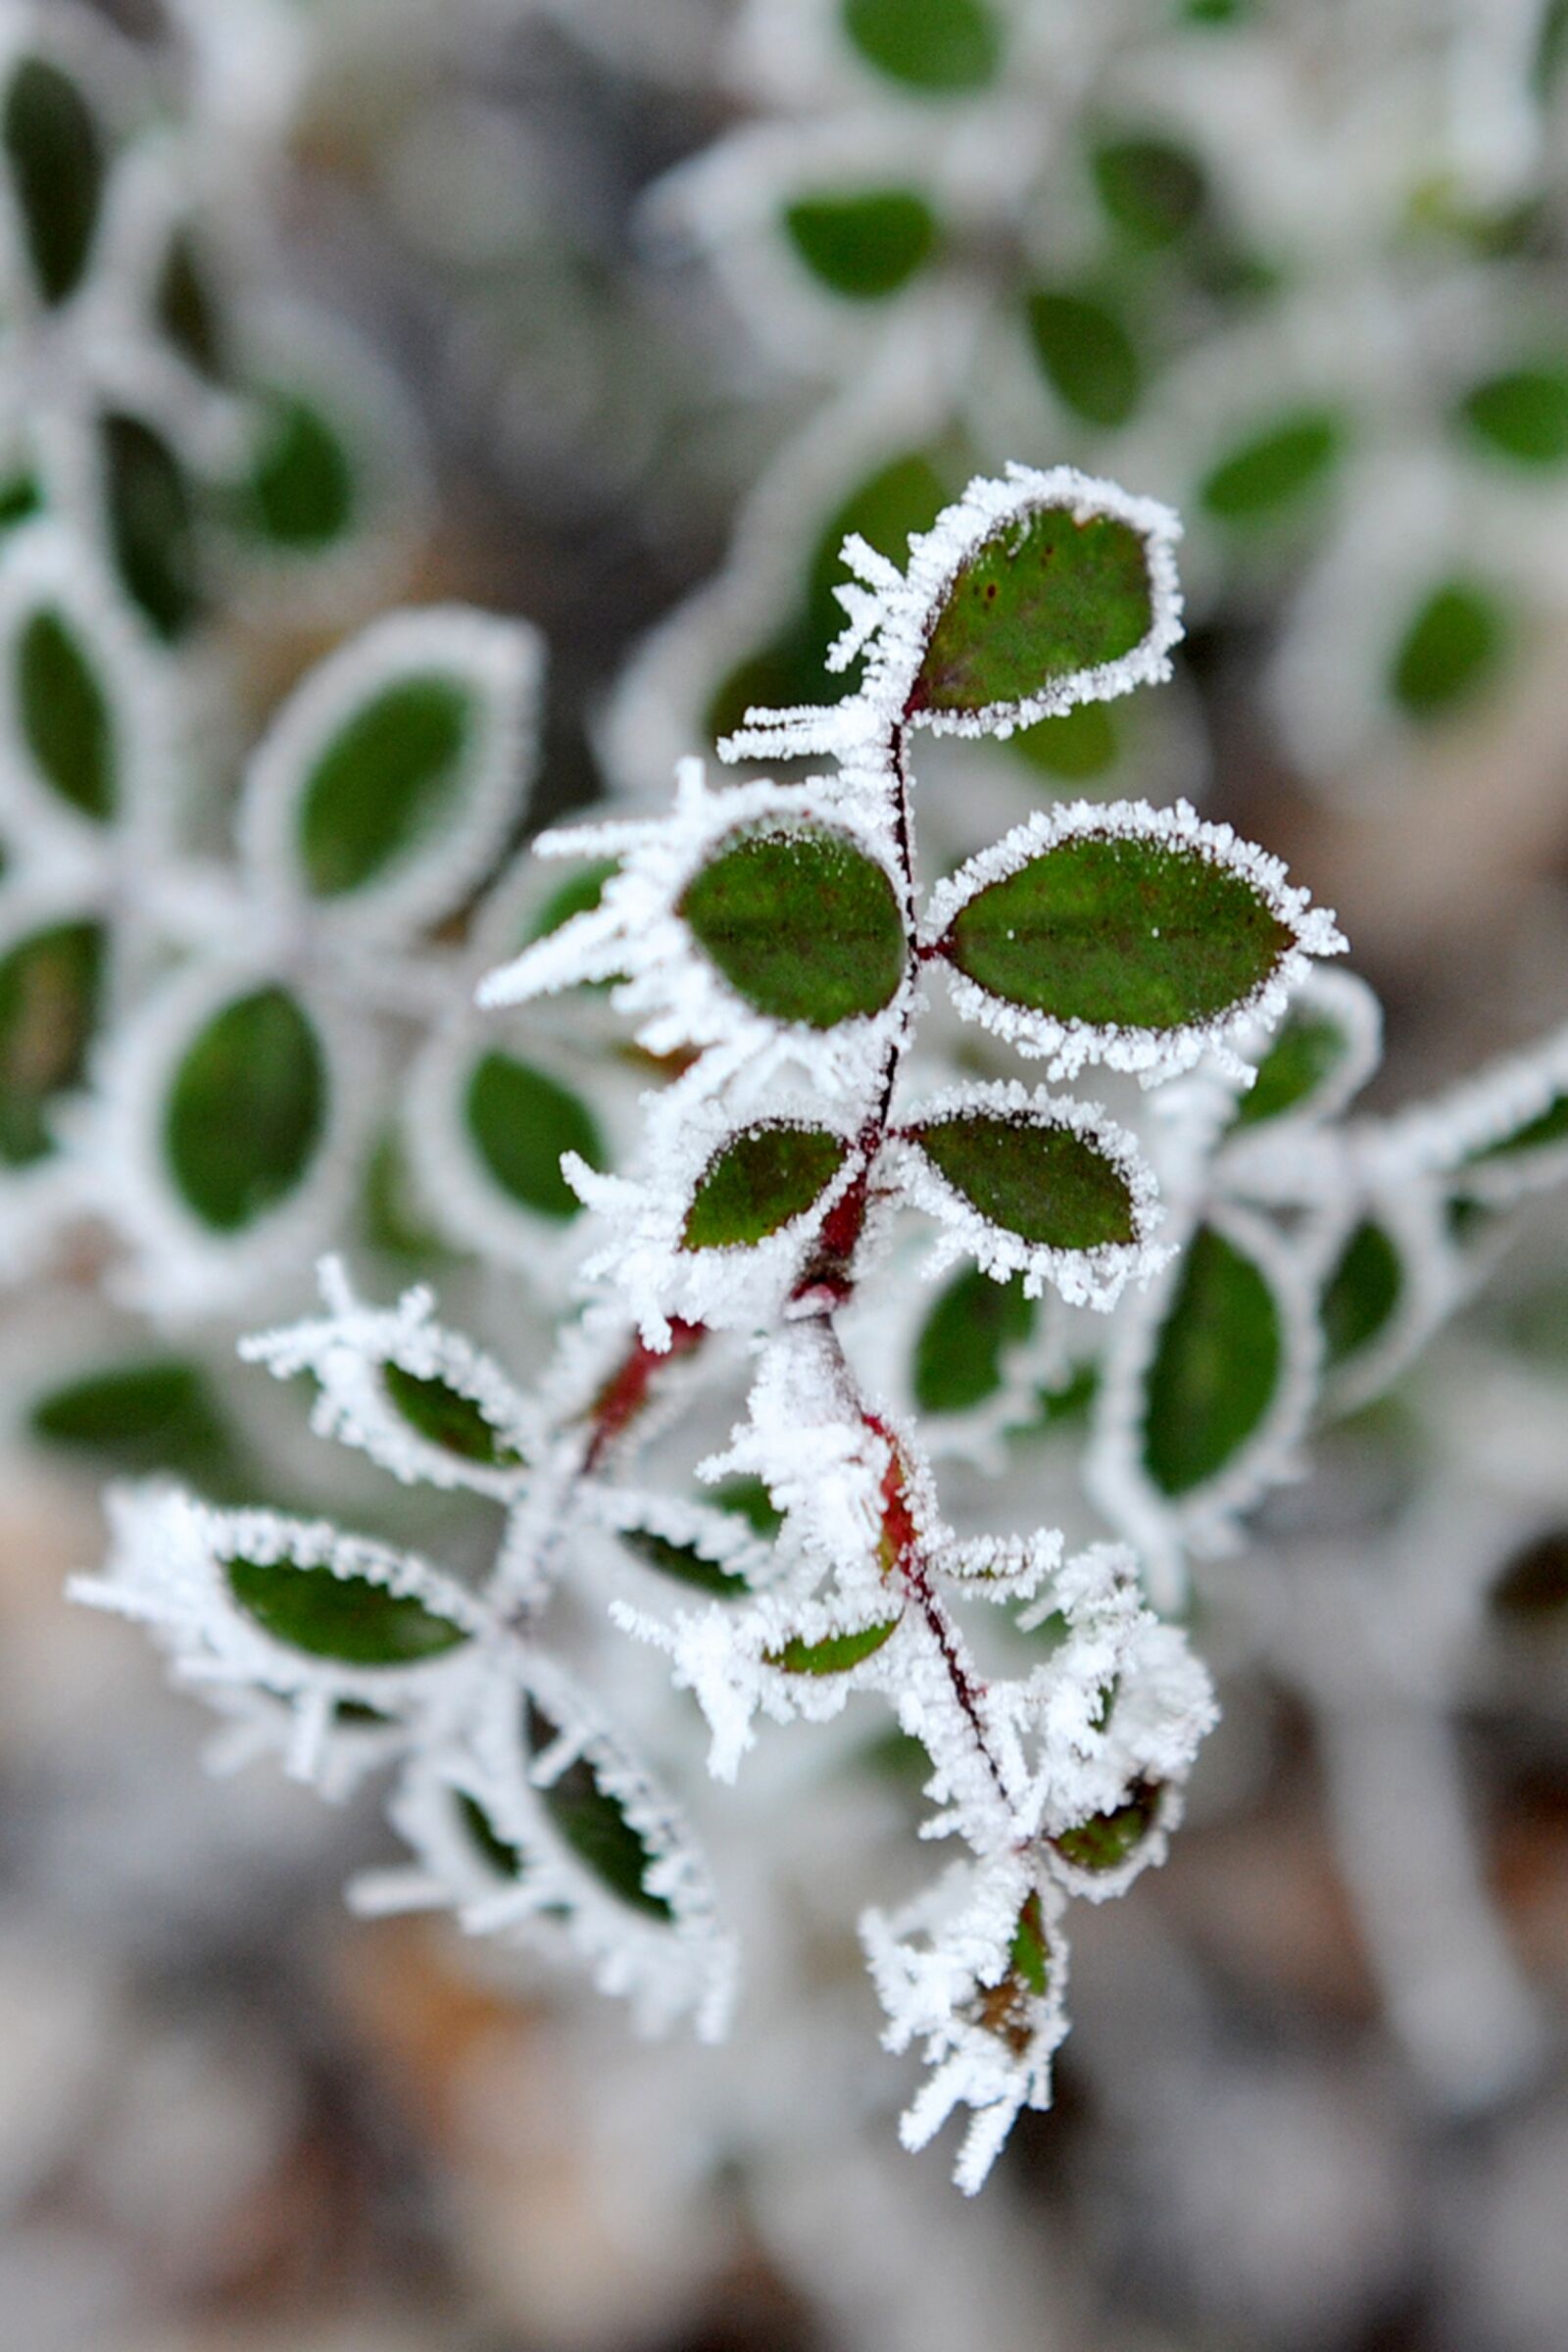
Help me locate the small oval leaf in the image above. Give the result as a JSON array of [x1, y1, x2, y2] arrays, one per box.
[[526, 1700, 674, 1920], [914, 1111, 1138, 1249], [240, 391, 356, 552], [784, 189, 937, 297], [17, 608, 116, 821], [1143, 1226, 1283, 1495], [3, 56, 105, 306], [1458, 365, 1568, 467], [913, 1265, 1035, 1414], [619, 1530, 751, 1599], [465, 1053, 604, 1222], [1026, 290, 1143, 427], [102, 414, 201, 641], [679, 825, 906, 1028], [1389, 579, 1507, 719], [29, 1358, 231, 1481], [299, 674, 472, 899], [224, 1553, 469, 1665], [683, 1122, 849, 1250], [164, 987, 326, 1232], [1232, 1008, 1348, 1128], [1091, 134, 1205, 247], [1199, 410, 1346, 521], [1320, 1221, 1403, 1367], [381, 1362, 523, 1467], [841, 0, 1001, 91], [0, 918, 103, 1166], [914, 506, 1155, 719], [1052, 1779, 1162, 1872], [766, 1617, 902, 1675], [946, 832, 1294, 1033], [157, 229, 228, 381]]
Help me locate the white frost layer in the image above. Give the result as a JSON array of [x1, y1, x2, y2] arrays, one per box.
[[923, 796, 1347, 1086]]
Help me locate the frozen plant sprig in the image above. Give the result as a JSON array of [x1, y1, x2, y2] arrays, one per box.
[[480, 465, 1335, 2184], [82, 466, 1357, 2193]]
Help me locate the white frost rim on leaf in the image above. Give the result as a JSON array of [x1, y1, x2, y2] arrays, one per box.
[[845, 462, 1185, 740], [238, 1254, 537, 1500], [922, 796, 1347, 1086], [239, 605, 542, 944], [888, 1077, 1167, 1310], [72, 1485, 492, 1787], [1085, 1198, 1326, 1610]]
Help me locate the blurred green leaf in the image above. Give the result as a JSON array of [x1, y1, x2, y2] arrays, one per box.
[[913, 1264, 1035, 1414], [164, 987, 326, 1232], [102, 414, 202, 641], [1025, 288, 1144, 427], [3, 56, 104, 306], [784, 189, 938, 297], [465, 1052, 603, 1221], [17, 609, 115, 821], [0, 918, 103, 1165], [1199, 409, 1346, 521], [1389, 579, 1507, 719], [841, 0, 1001, 91], [1143, 1226, 1282, 1494], [382, 1361, 523, 1467], [526, 1699, 674, 1919], [299, 674, 472, 898], [1320, 1220, 1403, 1367], [225, 1551, 469, 1664]]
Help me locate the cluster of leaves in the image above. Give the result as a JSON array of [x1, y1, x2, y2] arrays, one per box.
[[82, 460, 1348, 2189], [619, 0, 1568, 802]]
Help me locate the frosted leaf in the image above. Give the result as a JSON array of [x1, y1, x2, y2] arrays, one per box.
[[354, 1653, 737, 2041], [562, 1089, 867, 1349], [923, 798, 1346, 1086], [238, 1255, 536, 1499], [1219, 965, 1385, 1142], [862, 1856, 1070, 2195], [72, 1486, 492, 1790], [0, 516, 183, 851], [476, 760, 912, 1107], [89, 956, 375, 1322], [580, 1481, 782, 1602], [1085, 1200, 1324, 1608], [1306, 1172, 1468, 1418], [802, 464, 1183, 745], [888, 1079, 1167, 1309], [237, 606, 542, 943]]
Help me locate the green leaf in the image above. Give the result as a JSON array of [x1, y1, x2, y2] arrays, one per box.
[[164, 987, 326, 1232], [1024, 289, 1143, 428], [1320, 1221, 1403, 1368], [299, 674, 473, 898], [29, 1358, 233, 1483], [841, 0, 1001, 91], [619, 1529, 751, 1599], [17, 608, 116, 822], [526, 1699, 674, 1920], [239, 391, 356, 552], [1091, 134, 1205, 247], [783, 189, 937, 298], [1458, 366, 1568, 467], [363, 1131, 451, 1261], [1052, 1779, 1162, 1871], [1465, 1091, 1568, 1166], [680, 825, 906, 1028], [0, 473, 41, 533], [945, 832, 1295, 1032], [457, 1791, 525, 1879], [1536, 0, 1568, 95], [1011, 701, 1120, 780], [710, 1475, 783, 1538], [225, 1552, 470, 1664], [1008, 1889, 1052, 1995], [914, 507, 1155, 718], [913, 1265, 1035, 1414], [465, 1053, 603, 1221], [767, 1617, 902, 1674], [102, 414, 201, 641], [0, 919, 103, 1166], [1143, 1226, 1282, 1494], [381, 1361, 523, 1467], [1389, 579, 1507, 719], [1233, 1009, 1348, 1128], [683, 1122, 849, 1250], [3, 56, 105, 306], [913, 1110, 1138, 1248], [157, 230, 227, 380], [1199, 410, 1346, 521]]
